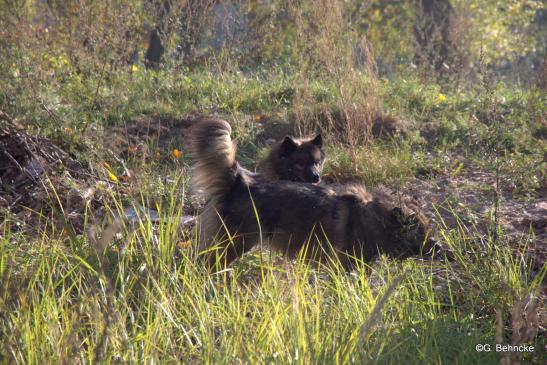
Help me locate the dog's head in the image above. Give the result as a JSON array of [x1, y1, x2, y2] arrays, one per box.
[[352, 193, 435, 260], [277, 134, 325, 183], [388, 205, 435, 257]]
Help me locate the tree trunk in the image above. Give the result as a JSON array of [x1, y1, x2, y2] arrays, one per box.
[[145, 28, 165, 69], [145, 0, 172, 69], [414, 0, 455, 78]]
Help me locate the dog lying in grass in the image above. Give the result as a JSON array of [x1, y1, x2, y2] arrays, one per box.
[[188, 117, 434, 270]]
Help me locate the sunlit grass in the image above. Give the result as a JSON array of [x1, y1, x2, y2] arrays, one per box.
[[1, 180, 544, 364], [324, 141, 422, 188]]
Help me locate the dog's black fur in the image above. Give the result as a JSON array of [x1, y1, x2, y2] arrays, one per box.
[[188, 118, 434, 270]]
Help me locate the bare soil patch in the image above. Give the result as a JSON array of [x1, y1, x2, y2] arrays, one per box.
[[405, 168, 546, 272], [106, 114, 197, 160]]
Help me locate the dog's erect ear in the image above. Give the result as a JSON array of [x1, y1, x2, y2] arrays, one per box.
[[280, 136, 298, 156], [311, 134, 322, 148]]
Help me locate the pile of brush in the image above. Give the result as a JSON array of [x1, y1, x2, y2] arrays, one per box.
[[0, 111, 104, 233]]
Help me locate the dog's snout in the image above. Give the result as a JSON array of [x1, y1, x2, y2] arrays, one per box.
[[311, 173, 320, 183]]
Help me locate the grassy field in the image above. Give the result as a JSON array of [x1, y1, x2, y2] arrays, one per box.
[[1, 1, 546, 364], [1, 66, 545, 364]]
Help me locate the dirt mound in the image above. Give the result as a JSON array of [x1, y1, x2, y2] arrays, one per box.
[[371, 114, 411, 138], [0, 112, 105, 233], [405, 169, 547, 273], [106, 114, 197, 160]]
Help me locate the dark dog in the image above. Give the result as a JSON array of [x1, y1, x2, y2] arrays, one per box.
[[256, 134, 325, 183], [188, 118, 433, 270]]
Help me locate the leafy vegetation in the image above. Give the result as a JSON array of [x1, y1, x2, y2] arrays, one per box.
[[1, 1, 545, 364]]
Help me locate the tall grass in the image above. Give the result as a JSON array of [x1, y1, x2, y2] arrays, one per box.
[[1, 181, 544, 364], [288, 0, 379, 147]]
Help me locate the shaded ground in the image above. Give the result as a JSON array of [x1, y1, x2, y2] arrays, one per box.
[[1, 113, 202, 234], [106, 114, 197, 160], [405, 168, 546, 272]]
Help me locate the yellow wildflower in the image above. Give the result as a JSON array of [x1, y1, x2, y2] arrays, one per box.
[[107, 171, 118, 182], [103, 162, 118, 182], [437, 93, 447, 102]]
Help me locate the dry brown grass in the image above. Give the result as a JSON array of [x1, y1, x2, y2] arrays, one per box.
[[289, 0, 379, 147], [496, 294, 541, 365]]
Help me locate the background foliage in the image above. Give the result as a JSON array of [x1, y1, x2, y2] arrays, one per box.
[[0, 1, 545, 364]]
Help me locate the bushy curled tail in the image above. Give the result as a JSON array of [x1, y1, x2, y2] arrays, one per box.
[[187, 118, 237, 200]]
